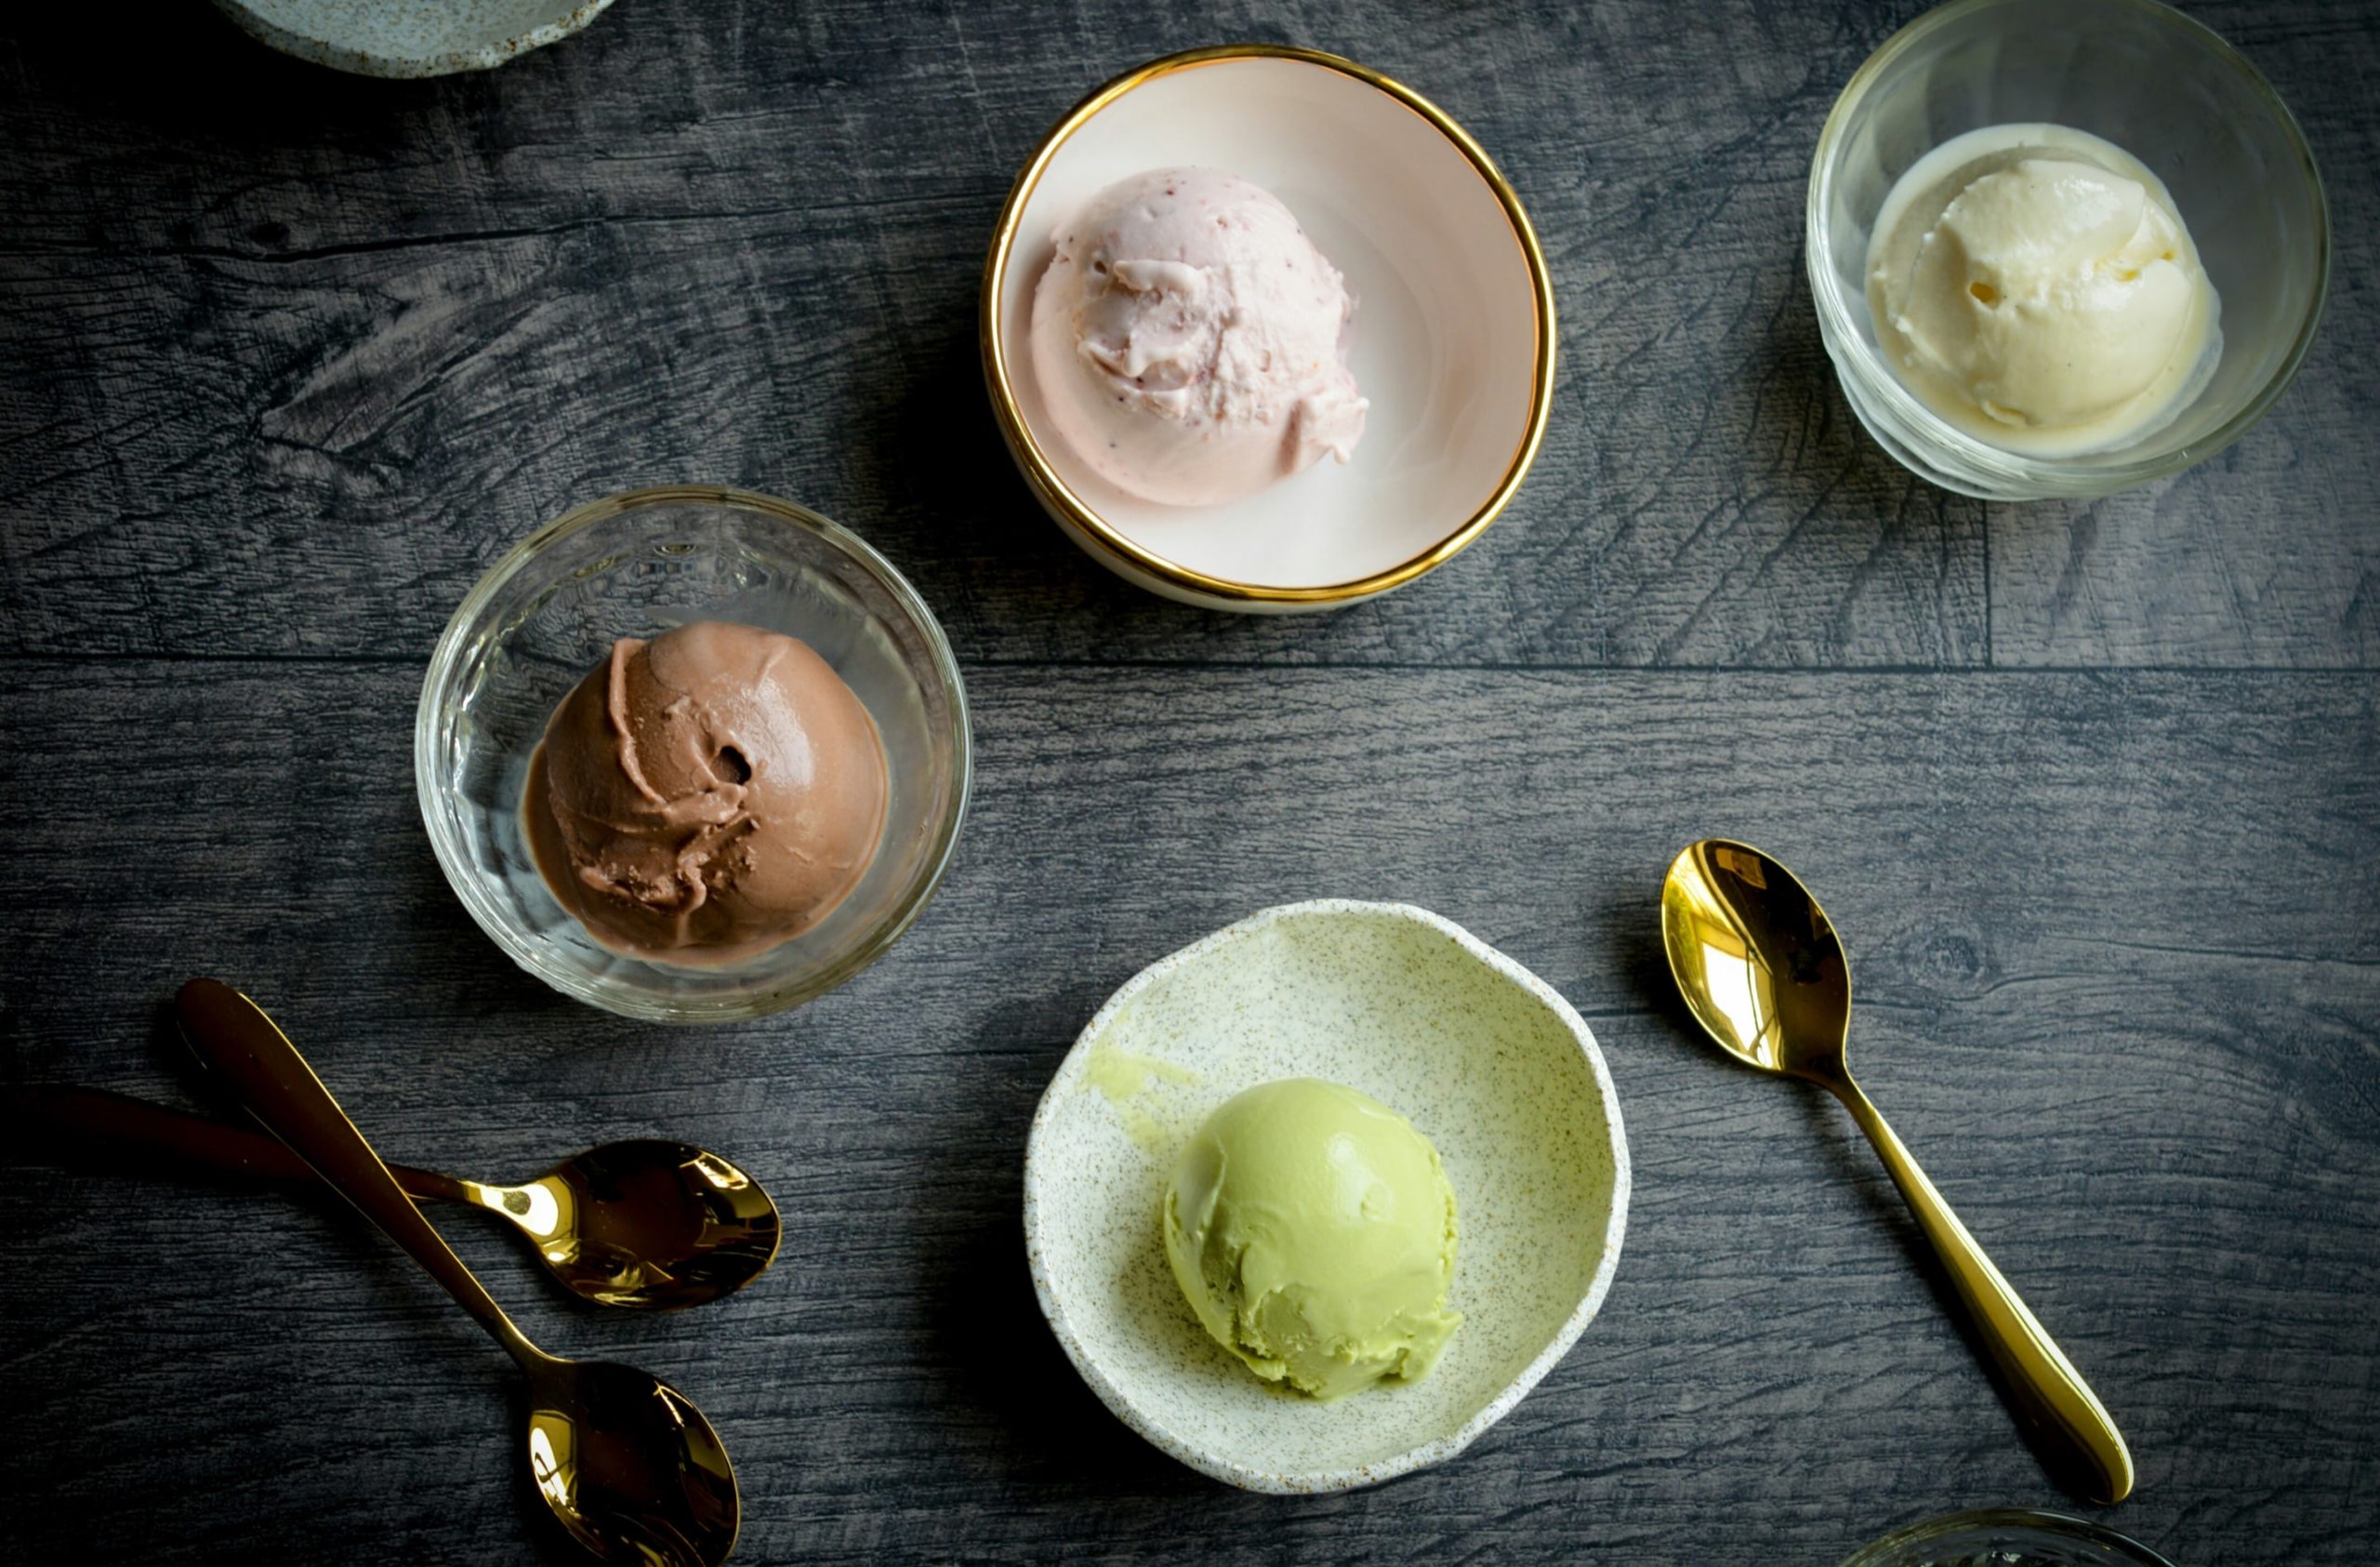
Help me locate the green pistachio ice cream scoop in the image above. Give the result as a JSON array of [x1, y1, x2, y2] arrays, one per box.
[[1163, 1078, 1462, 1399]]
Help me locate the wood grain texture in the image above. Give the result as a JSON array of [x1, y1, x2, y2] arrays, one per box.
[[2, 0, 1979, 670], [1, 0, 2375, 1563], [3, 662, 2376, 1563], [7, 1, 2364, 671]]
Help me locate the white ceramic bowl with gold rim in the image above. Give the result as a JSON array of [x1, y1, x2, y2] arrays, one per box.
[[1023, 901, 1630, 1492], [982, 46, 1557, 614]]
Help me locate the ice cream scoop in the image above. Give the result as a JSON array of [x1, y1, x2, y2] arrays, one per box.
[[1030, 167, 1367, 507], [1163, 1078, 1461, 1399], [1866, 123, 2219, 456], [524, 619, 887, 966]]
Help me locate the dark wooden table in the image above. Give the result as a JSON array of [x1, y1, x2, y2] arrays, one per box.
[[3, 2, 2373, 1562]]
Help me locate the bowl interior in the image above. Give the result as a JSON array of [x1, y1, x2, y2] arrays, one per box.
[[994, 55, 1543, 592], [417, 489, 968, 1022], [1025, 902, 1627, 1490], [1817, 0, 2327, 470]]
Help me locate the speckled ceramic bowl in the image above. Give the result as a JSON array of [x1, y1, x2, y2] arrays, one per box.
[[1023, 900, 1630, 1493], [213, 0, 615, 77]]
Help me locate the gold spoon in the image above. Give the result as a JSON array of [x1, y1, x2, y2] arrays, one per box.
[[1659, 840, 2135, 1506], [175, 977, 740, 1566], [9, 1084, 779, 1311]]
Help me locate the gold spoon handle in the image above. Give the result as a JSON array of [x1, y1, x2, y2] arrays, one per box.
[[6, 1084, 469, 1203], [174, 978, 538, 1365], [1831, 1077, 2135, 1504]]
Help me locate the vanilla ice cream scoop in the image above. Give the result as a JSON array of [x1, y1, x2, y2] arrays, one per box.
[[1867, 124, 2219, 456], [1030, 167, 1367, 507]]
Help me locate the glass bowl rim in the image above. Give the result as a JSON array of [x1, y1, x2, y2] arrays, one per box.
[[1841, 1506, 2178, 1567], [1805, 0, 2332, 495], [413, 482, 974, 1023]]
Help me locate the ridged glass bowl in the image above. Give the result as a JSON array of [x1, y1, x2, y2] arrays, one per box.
[[1808, 0, 2328, 499], [416, 485, 971, 1023]]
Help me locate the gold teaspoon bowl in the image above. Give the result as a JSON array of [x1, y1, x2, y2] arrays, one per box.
[[476, 1136, 779, 1311], [1659, 840, 2135, 1507], [175, 978, 740, 1567], [9, 1086, 779, 1310]]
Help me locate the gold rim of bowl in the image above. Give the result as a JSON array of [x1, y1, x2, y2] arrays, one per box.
[[979, 44, 1559, 607]]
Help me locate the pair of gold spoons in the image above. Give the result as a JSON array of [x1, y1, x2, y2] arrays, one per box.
[[18, 980, 761, 1566]]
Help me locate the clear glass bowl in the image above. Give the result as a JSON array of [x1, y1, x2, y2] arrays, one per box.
[[1808, 0, 2329, 499], [416, 485, 972, 1023], [1842, 1509, 2176, 1567]]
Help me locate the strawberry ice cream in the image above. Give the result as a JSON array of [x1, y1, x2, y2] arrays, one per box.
[[1029, 167, 1367, 507]]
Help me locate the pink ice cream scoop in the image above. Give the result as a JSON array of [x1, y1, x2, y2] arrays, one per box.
[[1029, 167, 1368, 508]]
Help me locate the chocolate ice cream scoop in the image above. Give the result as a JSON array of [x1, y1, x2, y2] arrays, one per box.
[[524, 620, 888, 966]]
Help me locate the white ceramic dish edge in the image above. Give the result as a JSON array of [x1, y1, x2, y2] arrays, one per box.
[[1022, 899, 1632, 1494]]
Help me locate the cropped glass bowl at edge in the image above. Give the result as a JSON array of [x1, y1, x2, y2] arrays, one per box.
[[416, 485, 972, 1023], [1807, 0, 2329, 500], [1841, 1507, 2177, 1567]]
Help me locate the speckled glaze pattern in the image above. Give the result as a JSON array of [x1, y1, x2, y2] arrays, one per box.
[[1023, 900, 1632, 1494], [212, 0, 615, 78]]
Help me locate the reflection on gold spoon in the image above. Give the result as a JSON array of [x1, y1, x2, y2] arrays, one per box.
[[10, 1084, 778, 1310], [1659, 840, 2135, 1506], [176, 978, 740, 1566]]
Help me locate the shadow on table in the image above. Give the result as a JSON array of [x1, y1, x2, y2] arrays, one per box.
[[1594, 853, 1952, 1252], [1752, 260, 1947, 511], [839, 303, 1186, 640], [836, 264, 1421, 667], [1590, 862, 2031, 1467], [9, 7, 446, 143], [912, 991, 1212, 1499]]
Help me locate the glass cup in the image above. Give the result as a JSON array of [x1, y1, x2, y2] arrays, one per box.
[[1808, 0, 2329, 499], [416, 485, 971, 1022]]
